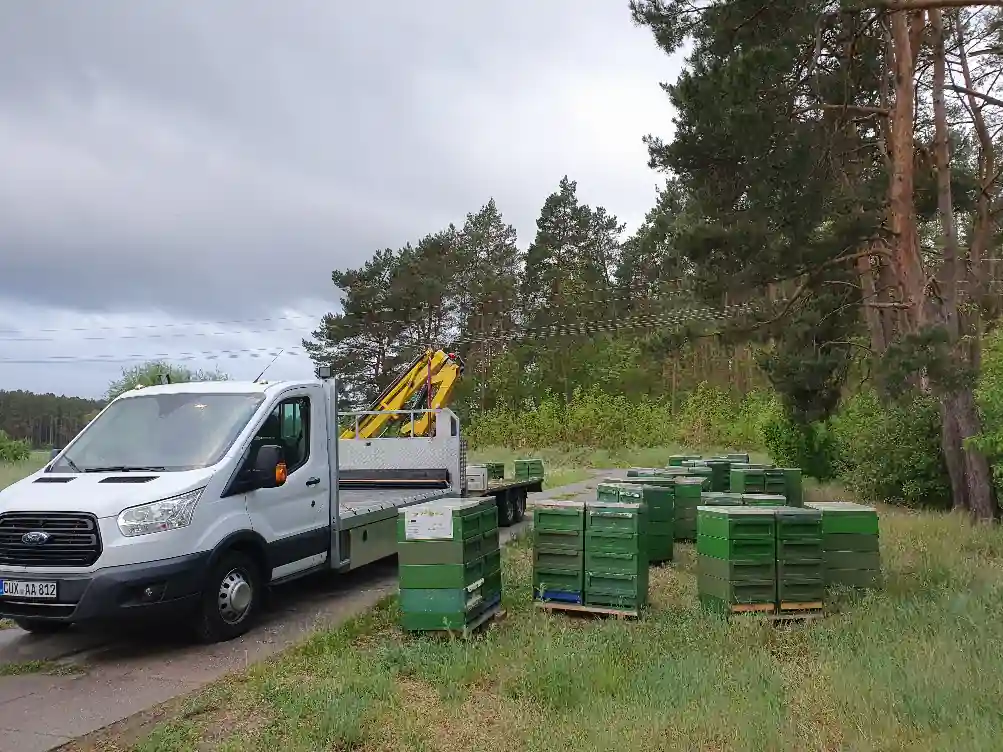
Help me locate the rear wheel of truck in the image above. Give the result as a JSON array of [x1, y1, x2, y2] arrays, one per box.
[[193, 550, 262, 644], [497, 490, 517, 527], [512, 490, 527, 523], [13, 618, 70, 635]]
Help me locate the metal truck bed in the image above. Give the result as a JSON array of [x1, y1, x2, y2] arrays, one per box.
[[337, 487, 451, 529]]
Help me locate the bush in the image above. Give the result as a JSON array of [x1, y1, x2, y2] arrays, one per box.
[[466, 383, 773, 452], [761, 415, 838, 481], [830, 390, 950, 509], [0, 431, 31, 464]]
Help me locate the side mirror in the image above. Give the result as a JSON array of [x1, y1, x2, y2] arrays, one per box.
[[248, 445, 287, 490], [50, 448, 60, 460]]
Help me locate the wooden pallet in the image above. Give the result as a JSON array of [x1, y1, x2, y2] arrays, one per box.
[[535, 601, 640, 619], [723, 602, 825, 622]]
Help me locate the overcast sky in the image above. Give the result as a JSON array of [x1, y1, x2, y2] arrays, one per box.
[[0, 1, 682, 399]]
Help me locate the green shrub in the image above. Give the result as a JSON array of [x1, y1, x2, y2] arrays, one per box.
[[0, 431, 31, 464], [830, 390, 950, 509], [761, 415, 838, 481]]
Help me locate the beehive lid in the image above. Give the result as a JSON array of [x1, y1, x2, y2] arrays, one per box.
[[696, 505, 776, 517], [530, 498, 585, 510], [675, 477, 706, 485], [773, 506, 821, 519], [587, 500, 643, 511], [805, 501, 877, 513]]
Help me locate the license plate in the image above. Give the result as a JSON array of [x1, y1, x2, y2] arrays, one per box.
[[0, 580, 58, 599]]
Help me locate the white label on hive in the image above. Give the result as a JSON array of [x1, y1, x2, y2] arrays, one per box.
[[404, 508, 455, 540]]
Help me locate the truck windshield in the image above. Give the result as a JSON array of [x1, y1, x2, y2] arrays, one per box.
[[48, 392, 265, 473]]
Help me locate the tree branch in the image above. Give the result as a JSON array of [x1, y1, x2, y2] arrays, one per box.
[[875, 0, 1003, 10], [948, 83, 1003, 107]]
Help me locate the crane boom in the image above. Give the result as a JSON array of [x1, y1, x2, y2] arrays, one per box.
[[340, 348, 464, 439]]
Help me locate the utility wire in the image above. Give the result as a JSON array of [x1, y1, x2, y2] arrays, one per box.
[[0, 302, 760, 366]]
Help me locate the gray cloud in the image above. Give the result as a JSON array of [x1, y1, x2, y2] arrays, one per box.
[[0, 0, 679, 395]]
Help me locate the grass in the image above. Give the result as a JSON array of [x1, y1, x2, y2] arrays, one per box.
[[83, 477, 1003, 752], [0, 450, 47, 491], [0, 659, 81, 677]]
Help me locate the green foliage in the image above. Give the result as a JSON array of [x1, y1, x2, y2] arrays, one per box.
[[830, 390, 951, 509], [760, 415, 838, 482], [106, 360, 229, 401], [466, 383, 778, 452], [0, 430, 31, 464], [969, 329, 1003, 491], [0, 390, 103, 449]]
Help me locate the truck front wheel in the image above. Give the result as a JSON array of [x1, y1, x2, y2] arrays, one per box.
[[193, 550, 262, 643]]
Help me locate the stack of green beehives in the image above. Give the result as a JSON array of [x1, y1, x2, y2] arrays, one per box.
[[703, 459, 732, 491], [619, 483, 673, 563], [673, 477, 706, 540], [592, 482, 672, 563], [484, 462, 505, 481], [806, 501, 882, 588], [532, 499, 586, 604], [584, 499, 648, 613], [731, 466, 767, 494], [515, 458, 545, 480], [775, 507, 825, 611], [397, 497, 502, 632], [696, 506, 778, 614]]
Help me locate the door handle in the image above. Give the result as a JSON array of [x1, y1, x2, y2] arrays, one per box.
[[306, 477, 321, 487]]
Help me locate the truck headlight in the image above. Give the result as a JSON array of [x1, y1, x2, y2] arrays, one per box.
[[117, 488, 205, 537]]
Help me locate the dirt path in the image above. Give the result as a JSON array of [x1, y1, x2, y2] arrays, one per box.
[[0, 472, 610, 752]]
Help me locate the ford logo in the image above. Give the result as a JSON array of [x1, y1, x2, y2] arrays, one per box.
[[21, 531, 50, 545]]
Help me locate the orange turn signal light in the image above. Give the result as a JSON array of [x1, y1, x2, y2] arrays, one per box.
[[275, 462, 288, 485]]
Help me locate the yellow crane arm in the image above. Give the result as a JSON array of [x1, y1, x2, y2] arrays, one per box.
[[340, 349, 464, 439]]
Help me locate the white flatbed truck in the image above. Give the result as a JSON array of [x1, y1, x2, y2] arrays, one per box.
[[0, 373, 541, 642]]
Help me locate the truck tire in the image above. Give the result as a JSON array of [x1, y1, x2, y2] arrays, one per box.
[[512, 490, 527, 523], [13, 618, 70, 635], [192, 550, 262, 644], [497, 490, 517, 527]]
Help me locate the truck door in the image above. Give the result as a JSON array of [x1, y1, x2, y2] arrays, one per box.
[[245, 387, 329, 579]]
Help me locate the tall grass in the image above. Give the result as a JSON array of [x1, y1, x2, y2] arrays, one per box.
[[0, 451, 46, 491], [122, 500, 1003, 752]]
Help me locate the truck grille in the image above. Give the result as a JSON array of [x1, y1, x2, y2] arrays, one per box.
[[0, 512, 102, 568]]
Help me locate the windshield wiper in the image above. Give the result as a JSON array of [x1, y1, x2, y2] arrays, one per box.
[[83, 465, 167, 473], [62, 455, 83, 473]]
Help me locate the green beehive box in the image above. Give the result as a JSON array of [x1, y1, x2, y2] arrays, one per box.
[[778, 580, 825, 603], [584, 570, 648, 609], [614, 475, 682, 488], [534, 568, 583, 594], [704, 459, 732, 492], [774, 507, 822, 539], [649, 533, 674, 563], [515, 458, 545, 479], [639, 485, 674, 520], [399, 558, 486, 589], [397, 497, 495, 543], [399, 586, 483, 614], [586, 549, 646, 577], [586, 530, 643, 555], [697, 506, 776, 540], [778, 468, 804, 506], [698, 554, 776, 583], [534, 547, 584, 573], [586, 500, 644, 536], [697, 534, 776, 562], [731, 468, 766, 494], [400, 604, 495, 632], [778, 560, 825, 582], [776, 537, 824, 563], [805, 501, 880, 535], [697, 572, 775, 605], [531, 499, 586, 550], [726, 453, 751, 463], [484, 462, 505, 480], [399, 535, 485, 565]]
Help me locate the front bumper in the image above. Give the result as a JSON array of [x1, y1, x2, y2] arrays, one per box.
[[0, 552, 210, 623]]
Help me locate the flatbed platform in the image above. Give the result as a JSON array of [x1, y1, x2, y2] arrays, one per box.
[[337, 487, 450, 529]]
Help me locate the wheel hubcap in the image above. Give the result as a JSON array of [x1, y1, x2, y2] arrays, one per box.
[[218, 568, 253, 624]]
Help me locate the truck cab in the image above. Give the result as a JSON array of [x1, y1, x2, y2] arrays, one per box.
[[0, 379, 351, 642]]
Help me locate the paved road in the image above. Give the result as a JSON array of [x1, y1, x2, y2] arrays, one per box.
[[0, 473, 609, 752]]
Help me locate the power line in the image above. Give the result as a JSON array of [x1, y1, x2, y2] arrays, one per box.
[[0, 302, 759, 366], [1, 285, 700, 341]]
